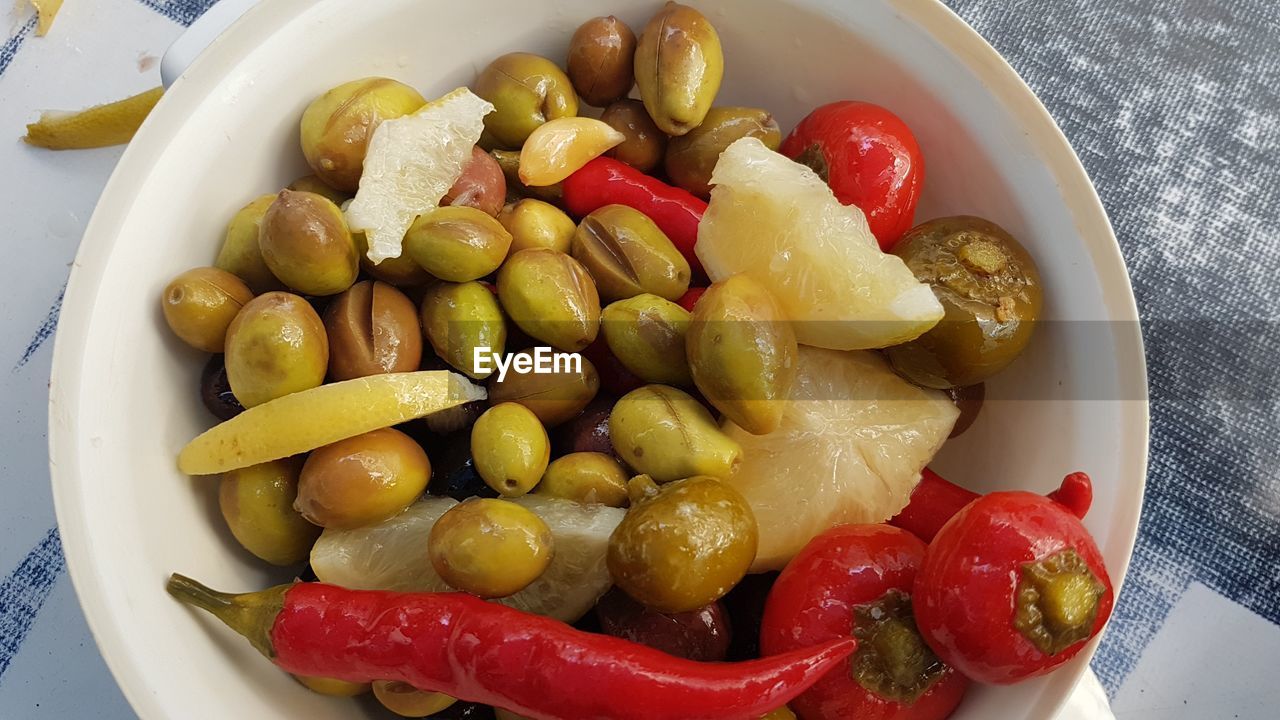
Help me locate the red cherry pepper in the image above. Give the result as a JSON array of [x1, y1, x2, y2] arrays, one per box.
[[562, 157, 707, 276], [168, 577, 854, 720], [914, 493, 1114, 684], [780, 101, 924, 250], [677, 287, 707, 312], [762, 525, 968, 720], [890, 469, 1093, 543]]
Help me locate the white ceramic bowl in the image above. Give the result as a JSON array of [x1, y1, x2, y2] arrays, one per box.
[[48, 1, 1148, 718]]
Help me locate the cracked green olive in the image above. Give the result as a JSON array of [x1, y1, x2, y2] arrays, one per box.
[[571, 204, 691, 302], [218, 457, 320, 566], [634, 2, 724, 136], [421, 281, 507, 379], [665, 107, 781, 198], [687, 274, 797, 434], [324, 280, 423, 381], [500, 199, 576, 254], [887, 216, 1043, 388], [404, 206, 513, 283], [537, 452, 629, 507], [299, 77, 426, 192], [225, 292, 328, 407], [287, 174, 350, 206], [474, 53, 579, 149], [567, 16, 637, 107], [497, 248, 600, 351], [608, 475, 757, 612], [217, 194, 282, 294], [487, 348, 600, 426], [162, 267, 253, 353], [600, 99, 667, 173], [602, 294, 693, 386], [258, 190, 359, 296], [609, 385, 741, 482], [429, 497, 554, 597], [295, 427, 430, 529], [471, 402, 550, 496]]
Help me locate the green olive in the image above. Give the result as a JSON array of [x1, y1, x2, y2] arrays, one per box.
[[404, 206, 513, 282], [609, 385, 741, 482], [602, 294, 692, 386], [567, 16, 637, 107], [372, 681, 457, 718], [217, 194, 282, 294], [354, 230, 432, 287], [421, 281, 507, 379], [687, 274, 797, 434], [225, 292, 328, 407], [218, 457, 320, 566], [499, 199, 576, 254], [471, 402, 550, 496], [607, 475, 757, 612], [474, 53, 579, 149], [665, 107, 781, 197], [537, 452, 630, 507], [887, 216, 1043, 388], [487, 349, 600, 426], [491, 149, 564, 204], [428, 497, 554, 597], [161, 267, 253, 353], [496, 249, 601, 351], [600, 99, 667, 173], [324, 280, 423, 381], [295, 428, 430, 529], [258, 190, 359, 296], [634, 2, 724, 136], [572, 204, 692, 302], [299, 77, 426, 192], [294, 675, 370, 697], [287, 174, 350, 206]]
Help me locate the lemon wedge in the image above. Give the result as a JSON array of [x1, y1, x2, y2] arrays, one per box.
[[31, 0, 63, 36], [346, 88, 494, 265], [696, 137, 943, 350], [23, 87, 163, 150]]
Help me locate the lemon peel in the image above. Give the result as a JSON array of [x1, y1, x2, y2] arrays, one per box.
[[22, 86, 163, 150], [30, 0, 63, 36]]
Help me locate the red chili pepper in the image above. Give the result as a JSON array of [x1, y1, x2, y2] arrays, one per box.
[[780, 101, 924, 250], [677, 287, 707, 312], [761, 525, 969, 720], [890, 469, 1093, 543], [167, 577, 854, 720], [913, 493, 1114, 684], [562, 157, 707, 276]]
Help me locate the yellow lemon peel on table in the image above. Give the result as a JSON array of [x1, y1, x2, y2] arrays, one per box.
[[29, 0, 63, 36], [22, 86, 163, 150], [345, 87, 494, 265]]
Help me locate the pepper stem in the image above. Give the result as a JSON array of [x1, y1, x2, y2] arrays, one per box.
[[166, 573, 290, 659]]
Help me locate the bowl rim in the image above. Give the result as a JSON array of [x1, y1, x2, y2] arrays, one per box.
[[47, 0, 1148, 717]]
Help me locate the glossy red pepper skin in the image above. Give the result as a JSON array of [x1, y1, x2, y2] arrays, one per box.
[[273, 585, 856, 720], [780, 101, 924, 250], [761, 525, 968, 720], [677, 287, 707, 312], [913, 493, 1114, 684], [890, 469, 1093, 542], [562, 158, 707, 276]]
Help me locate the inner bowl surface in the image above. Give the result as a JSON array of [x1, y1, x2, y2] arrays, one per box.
[[49, 1, 1147, 718]]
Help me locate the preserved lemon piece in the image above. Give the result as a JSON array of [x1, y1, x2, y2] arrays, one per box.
[[23, 87, 162, 149]]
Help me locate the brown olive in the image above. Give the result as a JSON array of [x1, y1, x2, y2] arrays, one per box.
[[567, 16, 637, 107], [258, 190, 359, 296], [536, 452, 629, 507], [499, 199, 576, 254], [443, 146, 507, 217], [665, 107, 781, 198], [354, 230, 432, 288], [600, 99, 667, 173], [295, 427, 430, 529], [487, 348, 600, 426], [601, 294, 693, 386], [608, 475, 758, 613], [161, 267, 253, 353], [421, 281, 508, 379], [946, 382, 985, 438], [595, 588, 731, 661], [428, 497, 554, 598], [287, 174, 350, 206], [887, 216, 1043, 388], [572, 204, 691, 302], [225, 292, 328, 407], [217, 194, 282, 294], [634, 2, 724, 136], [474, 53, 579, 149], [299, 77, 426, 192], [496, 249, 601, 352], [323, 280, 423, 381], [404, 206, 513, 283], [551, 395, 614, 455], [373, 681, 457, 717], [218, 457, 320, 566]]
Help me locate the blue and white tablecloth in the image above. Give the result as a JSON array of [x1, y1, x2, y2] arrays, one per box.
[[1, 0, 1276, 717]]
